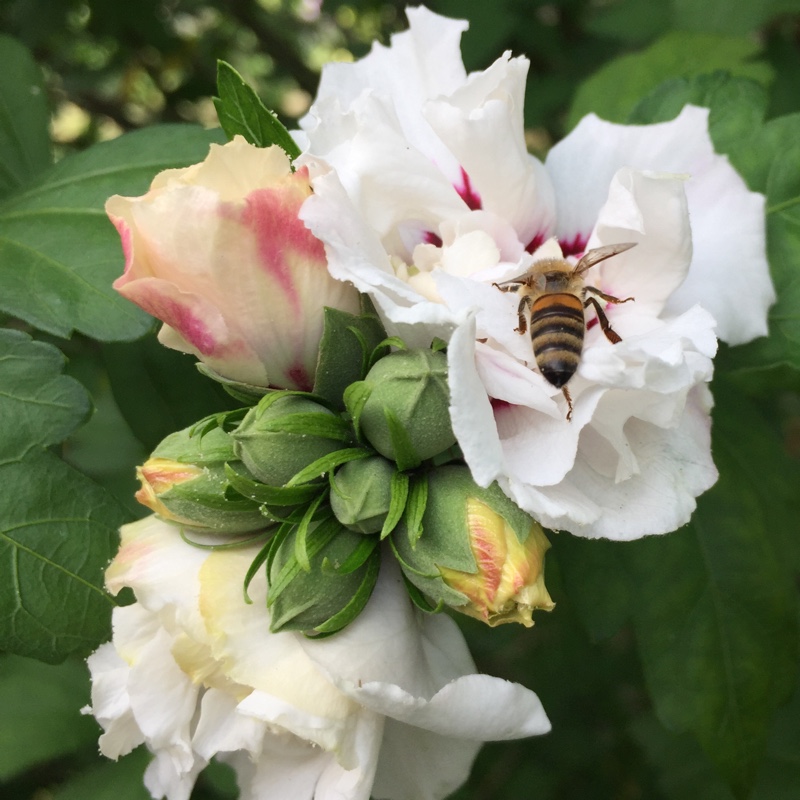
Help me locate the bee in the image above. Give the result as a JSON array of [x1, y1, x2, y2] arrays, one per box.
[[494, 242, 637, 419]]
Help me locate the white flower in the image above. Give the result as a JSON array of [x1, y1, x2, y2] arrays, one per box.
[[298, 7, 774, 540], [85, 516, 550, 800]]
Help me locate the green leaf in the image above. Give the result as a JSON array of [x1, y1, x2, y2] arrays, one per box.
[[628, 73, 800, 375], [102, 334, 240, 451], [0, 450, 126, 662], [670, 0, 788, 36], [0, 35, 51, 200], [731, 141, 800, 372], [623, 382, 799, 796], [0, 654, 99, 781], [584, 0, 672, 44], [632, 673, 800, 800], [551, 535, 631, 642], [213, 61, 301, 159], [0, 124, 225, 340], [0, 330, 91, 462], [313, 306, 388, 410], [567, 32, 772, 130], [52, 746, 153, 800]]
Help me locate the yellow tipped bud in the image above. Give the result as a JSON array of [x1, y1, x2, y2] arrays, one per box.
[[393, 466, 554, 626], [439, 498, 554, 627]]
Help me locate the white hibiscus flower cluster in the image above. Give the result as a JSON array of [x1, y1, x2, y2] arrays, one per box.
[[87, 6, 773, 800]]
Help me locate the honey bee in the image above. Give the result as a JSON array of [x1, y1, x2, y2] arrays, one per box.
[[494, 242, 637, 419]]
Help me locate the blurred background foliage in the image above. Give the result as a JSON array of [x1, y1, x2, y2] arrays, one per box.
[[2, 1, 800, 799]]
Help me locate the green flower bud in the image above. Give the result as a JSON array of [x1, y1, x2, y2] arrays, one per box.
[[393, 466, 554, 627], [232, 394, 350, 486], [268, 519, 380, 634], [330, 456, 395, 534], [359, 349, 455, 465], [136, 425, 267, 534]]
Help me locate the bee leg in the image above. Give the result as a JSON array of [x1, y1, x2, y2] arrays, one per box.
[[584, 285, 634, 305], [584, 295, 623, 344], [493, 282, 519, 293], [515, 294, 532, 334], [562, 386, 574, 421]]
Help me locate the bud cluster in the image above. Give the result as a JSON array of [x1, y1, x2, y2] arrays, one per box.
[[136, 307, 553, 634]]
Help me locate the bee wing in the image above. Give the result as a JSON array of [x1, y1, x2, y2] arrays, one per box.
[[573, 242, 637, 275]]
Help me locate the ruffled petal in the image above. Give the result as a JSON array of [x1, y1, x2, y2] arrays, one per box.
[[545, 106, 772, 343], [372, 721, 480, 800]]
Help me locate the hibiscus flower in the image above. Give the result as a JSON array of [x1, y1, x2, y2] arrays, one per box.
[[298, 6, 773, 539], [85, 516, 550, 800]]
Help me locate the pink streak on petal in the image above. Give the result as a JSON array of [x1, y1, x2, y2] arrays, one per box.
[[286, 364, 314, 393], [525, 232, 546, 255], [157, 299, 219, 355], [239, 168, 326, 313], [424, 231, 443, 247], [490, 398, 512, 414], [109, 215, 135, 287], [470, 522, 501, 602], [455, 167, 482, 211], [560, 233, 588, 258]]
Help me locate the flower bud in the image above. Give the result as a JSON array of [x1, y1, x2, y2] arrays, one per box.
[[232, 394, 350, 486], [136, 425, 267, 534], [359, 349, 455, 464], [267, 519, 380, 634], [330, 456, 395, 534], [393, 466, 554, 626], [108, 137, 360, 390]]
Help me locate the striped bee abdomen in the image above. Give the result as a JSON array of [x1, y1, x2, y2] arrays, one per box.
[[529, 293, 585, 388]]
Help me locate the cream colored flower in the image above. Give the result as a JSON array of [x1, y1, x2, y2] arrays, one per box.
[[85, 516, 550, 800]]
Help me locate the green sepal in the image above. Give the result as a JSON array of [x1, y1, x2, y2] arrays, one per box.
[[286, 447, 373, 487], [253, 389, 336, 416], [224, 463, 324, 506], [313, 306, 388, 410], [404, 473, 429, 547], [343, 381, 373, 440], [213, 60, 301, 159], [196, 362, 271, 403], [430, 338, 448, 353], [156, 421, 240, 461], [180, 529, 269, 552], [381, 470, 410, 540], [190, 408, 250, 437], [312, 549, 381, 635], [258, 411, 352, 441], [268, 518, 341, 609], [294, 494, 330, 572], [401, 572, 444, 614], [242, 536, 276, 604], [322, 535, 379, 576], [388, 532, 440, 580], [384, 406, 422, 471]]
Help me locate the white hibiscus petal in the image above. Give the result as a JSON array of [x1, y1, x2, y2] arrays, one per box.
[[424, 54, 556, 244], [372, 721, 480, 800], [588, 167, 692, 314], [546, 105, 772, 343], [447, 316, 506, 487]]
